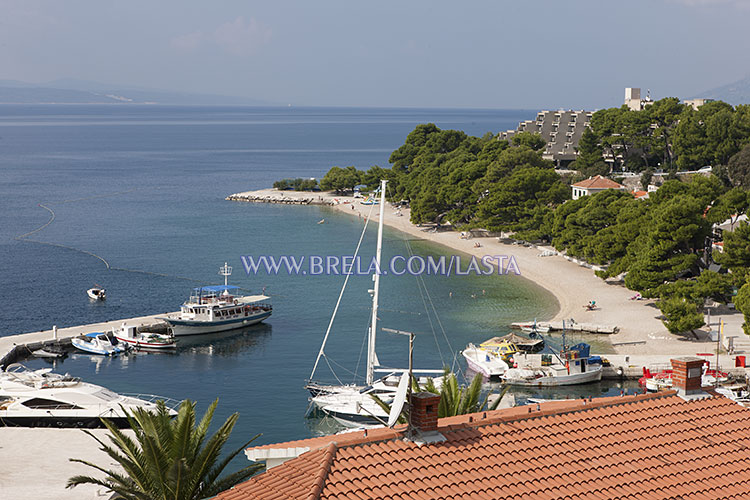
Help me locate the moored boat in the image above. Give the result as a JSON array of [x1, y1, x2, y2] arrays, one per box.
[[113, 323, 176, 350], [0, 363, 178, 428], [72, 332, 129, 356], [306, 180, 443, 423], [159, 263, 272, 336], [502, 342, 602, 387], [496, 332, 544, 353], [462, 345, 510, 377], [640, 364, 730, 392]]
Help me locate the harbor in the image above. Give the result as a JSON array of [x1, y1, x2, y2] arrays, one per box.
[[5, 105, 750, 498]]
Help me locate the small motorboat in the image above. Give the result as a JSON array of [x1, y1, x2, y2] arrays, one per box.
[[462, 345, 510, 377], [31, 346, 67, 359], [493, 332, 544, 353], [72, 332, 129, 356], [87, 285, 106, 300], [113, 324, 176, 350]]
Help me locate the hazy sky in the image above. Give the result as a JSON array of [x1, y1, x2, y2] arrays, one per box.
[[1, 0, 749, 109]]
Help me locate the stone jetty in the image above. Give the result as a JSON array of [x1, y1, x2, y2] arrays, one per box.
[[226, 188, 339, 206]]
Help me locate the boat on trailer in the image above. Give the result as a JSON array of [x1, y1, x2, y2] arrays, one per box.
[[159, 263, 272, 336]]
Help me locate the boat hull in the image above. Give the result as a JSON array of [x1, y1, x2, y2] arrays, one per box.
[[462, 348, 509, 377], [0, 415, 131, 429], [71, 339, 127, 356], [165, 310, 272, 336], [115, 336, 176, 349], [503, 366, 603, 387]]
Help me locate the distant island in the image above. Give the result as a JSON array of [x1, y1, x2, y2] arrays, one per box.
[[0, 79, 274, 105]]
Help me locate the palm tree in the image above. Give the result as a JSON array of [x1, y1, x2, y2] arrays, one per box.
[[67, 399, 262, 500], [373, 370, 509, 423]]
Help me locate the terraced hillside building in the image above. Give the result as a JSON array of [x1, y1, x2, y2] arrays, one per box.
[[498, 109, 594, 168]]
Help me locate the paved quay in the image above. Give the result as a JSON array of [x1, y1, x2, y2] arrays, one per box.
[[0, 313, 173, 366], [0, 427, 128, 500]]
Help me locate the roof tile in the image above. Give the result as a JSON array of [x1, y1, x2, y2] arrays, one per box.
[[216, 392, 750, 499]]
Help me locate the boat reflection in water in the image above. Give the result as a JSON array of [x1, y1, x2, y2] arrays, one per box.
[[175, 323, 272, 357]]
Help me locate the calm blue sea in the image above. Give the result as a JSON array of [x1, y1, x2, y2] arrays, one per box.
[[0, 105, 635, 463]]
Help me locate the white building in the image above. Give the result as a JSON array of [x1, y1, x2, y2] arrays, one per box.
[[571, 175, 626, 200]]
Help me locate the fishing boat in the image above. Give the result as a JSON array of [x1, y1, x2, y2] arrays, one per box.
[[0, 363, 178, 428], [159, 263, 272, 336], [502, 342, 602, 387], [86, 285, 106, 300], [113, 323, 176, 350], [307, 180, 443, 423], [71, 332, 129, 356]]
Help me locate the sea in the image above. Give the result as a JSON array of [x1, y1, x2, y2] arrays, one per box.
[[0, 105, 638, 462]]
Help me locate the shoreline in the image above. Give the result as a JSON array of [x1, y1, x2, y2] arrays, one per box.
[[231, 188, 747, 357]]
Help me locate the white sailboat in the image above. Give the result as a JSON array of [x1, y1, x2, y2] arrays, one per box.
[[306, 180, 441, 424]]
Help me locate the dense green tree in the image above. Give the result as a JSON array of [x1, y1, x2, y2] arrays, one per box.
[[641, 168, 654, 190], [727, 144, 750, 188], [68, 399, 261, 500], [475, 166, 568, 232], [511, 131, 546, 151], [273, 178, 318, 191], [715, 221, 750, 284], [657, 296, 705, 333], [319, 166, 362, 194], [735, 282, 750, 335], [623, 195, 710, 294]]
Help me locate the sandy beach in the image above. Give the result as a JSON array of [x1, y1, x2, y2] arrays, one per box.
[[232, 188, 748, 356]]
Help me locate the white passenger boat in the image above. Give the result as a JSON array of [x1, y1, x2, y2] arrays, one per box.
[[159, 263, 272, 336], [502, 342, 602, 387], [113, 323, 176, 350], [0, 364, 178, 428], [72, 332, 129, 356]]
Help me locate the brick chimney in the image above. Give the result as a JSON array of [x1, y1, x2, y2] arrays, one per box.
[[410, 392, 440, 433], [670, 357, 705, 396]]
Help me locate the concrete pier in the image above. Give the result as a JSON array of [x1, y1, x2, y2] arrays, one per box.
[[0, 313, 172, 368], [512, 352, 750, 380]]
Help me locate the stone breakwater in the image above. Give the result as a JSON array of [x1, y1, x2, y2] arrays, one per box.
[[226, 189, 336, 206]]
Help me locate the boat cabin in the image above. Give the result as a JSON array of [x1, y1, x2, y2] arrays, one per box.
[[181, 285, 271, 322]]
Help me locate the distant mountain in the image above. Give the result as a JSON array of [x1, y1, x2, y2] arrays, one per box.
[[695, 75, 750, 106], [0, 79, 274, 105]]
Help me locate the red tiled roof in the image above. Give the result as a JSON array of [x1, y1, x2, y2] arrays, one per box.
[[217, 392, 750, 499], [571, 175, 625, 189], [632, 190, 648, 198]]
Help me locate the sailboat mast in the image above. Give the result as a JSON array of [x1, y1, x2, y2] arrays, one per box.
[[367, 179, 387, 385]]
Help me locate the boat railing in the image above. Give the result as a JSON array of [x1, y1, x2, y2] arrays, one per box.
[[121, 393, 183, 411]]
